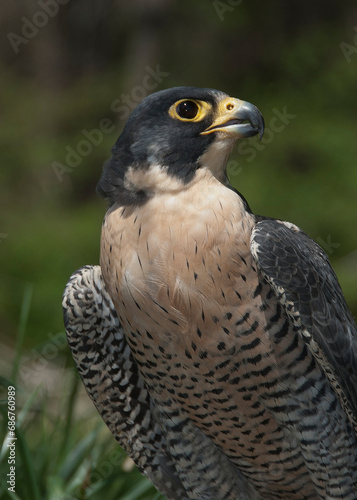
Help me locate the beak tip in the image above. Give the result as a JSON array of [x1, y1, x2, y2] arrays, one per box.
[[236, 101, 265, 141], [249, 104, 265, 141]]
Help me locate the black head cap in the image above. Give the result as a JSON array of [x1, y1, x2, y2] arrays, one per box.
[[97, 86, 264, 206], [97, 87, 226, 205]]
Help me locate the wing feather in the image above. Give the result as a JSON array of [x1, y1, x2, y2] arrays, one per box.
[[251, 219, 357, 432], [63, 265, 190, 500]]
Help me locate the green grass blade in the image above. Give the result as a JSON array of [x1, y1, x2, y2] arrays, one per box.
[[59, 426, 99, 483], [58, 372, 80, 462], [11, 283, 34, 384], [15, 425, 41, 500], [0, 488, 23, 500], [119, 478, 155, 500]]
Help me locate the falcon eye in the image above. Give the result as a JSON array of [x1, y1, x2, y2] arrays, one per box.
[[176, 100, 199, 120], [169, 99, 212, 122]]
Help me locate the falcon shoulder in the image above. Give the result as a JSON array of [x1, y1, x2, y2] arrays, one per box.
[[251, 218, 357, 433]]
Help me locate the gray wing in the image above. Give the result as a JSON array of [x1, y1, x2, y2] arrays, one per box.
[[251, 218, 357, 433], [62, 265, 190, 500]]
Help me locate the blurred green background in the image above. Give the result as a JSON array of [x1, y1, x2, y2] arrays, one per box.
[[0, 1, 356, 499]]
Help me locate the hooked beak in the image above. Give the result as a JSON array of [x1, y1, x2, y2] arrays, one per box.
[[201, 97, 265, 140]]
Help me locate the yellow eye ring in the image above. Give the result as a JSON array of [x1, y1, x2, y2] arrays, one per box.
[[169, 99, 212, 122]]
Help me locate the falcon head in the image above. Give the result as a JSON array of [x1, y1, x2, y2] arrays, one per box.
[[97, 87, 264, 205]]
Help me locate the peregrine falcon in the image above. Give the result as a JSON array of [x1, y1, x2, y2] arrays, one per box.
[[63, 87, 357, 500]]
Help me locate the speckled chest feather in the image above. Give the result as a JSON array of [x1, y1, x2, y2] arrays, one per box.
[[99, 169, 339, 498], [100, 169, 262, 363]]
